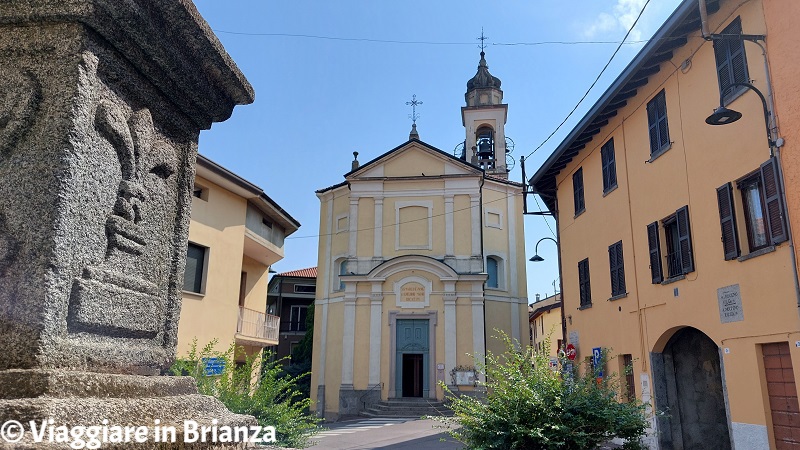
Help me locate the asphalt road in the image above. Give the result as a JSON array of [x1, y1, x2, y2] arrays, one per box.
[[305, 418, 464, 450]]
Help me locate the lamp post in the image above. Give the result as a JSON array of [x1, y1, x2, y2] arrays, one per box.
[[529, 236, 565, 348]]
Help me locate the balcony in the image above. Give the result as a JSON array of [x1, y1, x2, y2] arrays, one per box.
[[235, 307, 279, 347]]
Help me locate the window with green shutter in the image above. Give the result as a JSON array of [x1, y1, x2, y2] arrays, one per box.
[[714, 17, 749, 104], [609, 241, 625, 297], [716, 182, 740, 260], [573, 168, 585, 216], [647, 90, 670, 157], [601, 139, 617, 194], [578, 258, 591, 308]]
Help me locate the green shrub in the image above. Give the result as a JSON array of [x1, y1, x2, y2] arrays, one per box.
[[170, 340, 322, 448], [435, 332, 648, 450]]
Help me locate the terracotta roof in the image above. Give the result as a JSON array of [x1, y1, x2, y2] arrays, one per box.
[[529, 293, 562, 321], [277, 267, 317, 278]]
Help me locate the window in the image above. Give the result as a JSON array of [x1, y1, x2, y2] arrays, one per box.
[[647, 90, 670, 157], [573, 168, 585, 216], [608, 241, 626, 297], [238, 272, 247, 307], [476, 126, 496, 170], [718, 158, 788, 257], [647, 206, 694, 283], [622, 354, 635, 403], [335, 258, 347, 291], [487, 257, 499, 289], [290, 305, 308, 332], [192, 184, 208, 201], [578, 258, 591, 308], [601, 139, 617, 193], [294, 284, 316, 294], [183, 242, 207, 293], [714, 17, 749, 103], [739, 174, 769, 252]]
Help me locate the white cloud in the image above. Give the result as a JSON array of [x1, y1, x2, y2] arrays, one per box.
[[583, 0, 648, 41]]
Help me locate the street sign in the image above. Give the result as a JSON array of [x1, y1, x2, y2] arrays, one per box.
[[566, 343, 577, 361], [592, 347, 603, 378]]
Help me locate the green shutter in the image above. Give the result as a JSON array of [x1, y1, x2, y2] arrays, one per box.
[[716, 182, 740, 260]]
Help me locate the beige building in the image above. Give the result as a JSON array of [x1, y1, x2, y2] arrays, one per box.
[[530, 1, 800, 448], [177, 155, 300, 368], [529, 293, 562, 358], [311, 50, 528, 419]]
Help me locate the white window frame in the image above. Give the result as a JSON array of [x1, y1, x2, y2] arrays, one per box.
[[183, 241, 209, 295]]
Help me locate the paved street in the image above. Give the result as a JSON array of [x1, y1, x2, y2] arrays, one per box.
[[306, 418, 463, 450]]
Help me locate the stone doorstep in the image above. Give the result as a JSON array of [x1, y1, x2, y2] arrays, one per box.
[[0, 369, 198, 400]]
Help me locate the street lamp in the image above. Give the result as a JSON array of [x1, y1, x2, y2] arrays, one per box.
[[705, 82, 775, 149], [529, 237, 558, 263]]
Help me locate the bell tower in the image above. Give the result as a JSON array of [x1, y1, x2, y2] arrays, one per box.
[[461, 42, 509, 178]]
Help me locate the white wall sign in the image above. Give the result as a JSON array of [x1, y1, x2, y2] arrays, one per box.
[[394, 276, 431, 309], [718, 284, 744, 323]]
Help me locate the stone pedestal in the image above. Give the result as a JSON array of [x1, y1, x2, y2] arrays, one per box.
[[0, 0, 256, 447]]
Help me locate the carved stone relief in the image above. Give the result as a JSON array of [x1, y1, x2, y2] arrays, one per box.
[[68, 88, 180, 338], [0, 67, 41, 154]]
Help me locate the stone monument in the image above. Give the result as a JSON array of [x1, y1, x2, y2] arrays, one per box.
[[0, 0, 257, 447]]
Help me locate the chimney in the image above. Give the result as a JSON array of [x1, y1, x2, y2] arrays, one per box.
[[535, 293, 541, 302], [351, 151, 359, 171]]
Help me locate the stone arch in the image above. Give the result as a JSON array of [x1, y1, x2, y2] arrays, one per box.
[[652, 326, 731, 450], [366, 255, 458, 281]]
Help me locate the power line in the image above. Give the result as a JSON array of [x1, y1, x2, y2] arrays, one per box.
[[286, 190, 522, 241], [524, 0, 653, 161], [534, 195, 557, 239], [212, 29, 652, 47]]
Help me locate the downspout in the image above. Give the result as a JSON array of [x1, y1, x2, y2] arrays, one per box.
[[479, 175, 487, 359], [699, 0, 711, 40], [554, 196, 566, 348]]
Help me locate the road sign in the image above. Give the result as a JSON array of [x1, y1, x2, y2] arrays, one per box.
[[566, 343, 577, 361], [592, 347, 603, 378]]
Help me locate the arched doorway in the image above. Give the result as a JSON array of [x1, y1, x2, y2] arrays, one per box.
[[652, 327, 731, 449]]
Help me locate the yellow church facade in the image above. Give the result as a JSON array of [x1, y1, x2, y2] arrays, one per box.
[[311, 51, 528, 419]]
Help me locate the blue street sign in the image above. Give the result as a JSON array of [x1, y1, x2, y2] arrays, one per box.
[[202, 357, 225, 376], [592, 347, 603, 378]]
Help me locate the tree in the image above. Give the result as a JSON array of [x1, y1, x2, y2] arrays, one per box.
[[282, 303, 314, 399], [171, 340, 321, 448], [436, 332, 648, 450]]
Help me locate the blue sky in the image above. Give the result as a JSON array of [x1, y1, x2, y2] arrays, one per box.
[[192, 0, 683, 303]]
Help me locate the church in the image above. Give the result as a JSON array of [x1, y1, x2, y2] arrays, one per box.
[[310, 50, 529, 419]]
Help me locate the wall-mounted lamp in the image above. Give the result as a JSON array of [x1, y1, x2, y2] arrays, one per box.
[[705, 82, 774, 150], [529, 237, 558, 263]]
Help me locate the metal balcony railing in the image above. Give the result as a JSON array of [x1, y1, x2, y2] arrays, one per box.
[[665, 251, 682, 279], [237, 307, 280, 343]]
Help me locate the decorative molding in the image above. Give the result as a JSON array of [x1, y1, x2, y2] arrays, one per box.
[[395, 200, 433, 250], [335, 213, 349, 234], [484, 208, 503, 230], [394, 275, 432, 309]]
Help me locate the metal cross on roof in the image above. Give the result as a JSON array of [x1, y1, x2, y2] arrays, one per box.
[[406, 94, 422, 125], [478, 28, 488, 52]]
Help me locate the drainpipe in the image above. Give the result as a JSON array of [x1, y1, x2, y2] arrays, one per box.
[[699, 0, 711, 39]]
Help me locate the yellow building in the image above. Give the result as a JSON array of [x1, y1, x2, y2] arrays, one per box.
[[177, 155, 300, 367], [530, 1, 800, 448], [311, 51, 529, 419], [529, 293, 562, 358]]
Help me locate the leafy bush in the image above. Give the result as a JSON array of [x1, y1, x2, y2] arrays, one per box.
[[171, 340, 322, 448], [436, 332, 648, 450]]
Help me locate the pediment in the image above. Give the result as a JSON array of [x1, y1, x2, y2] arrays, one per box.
[[346, 140, 482, 180]]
